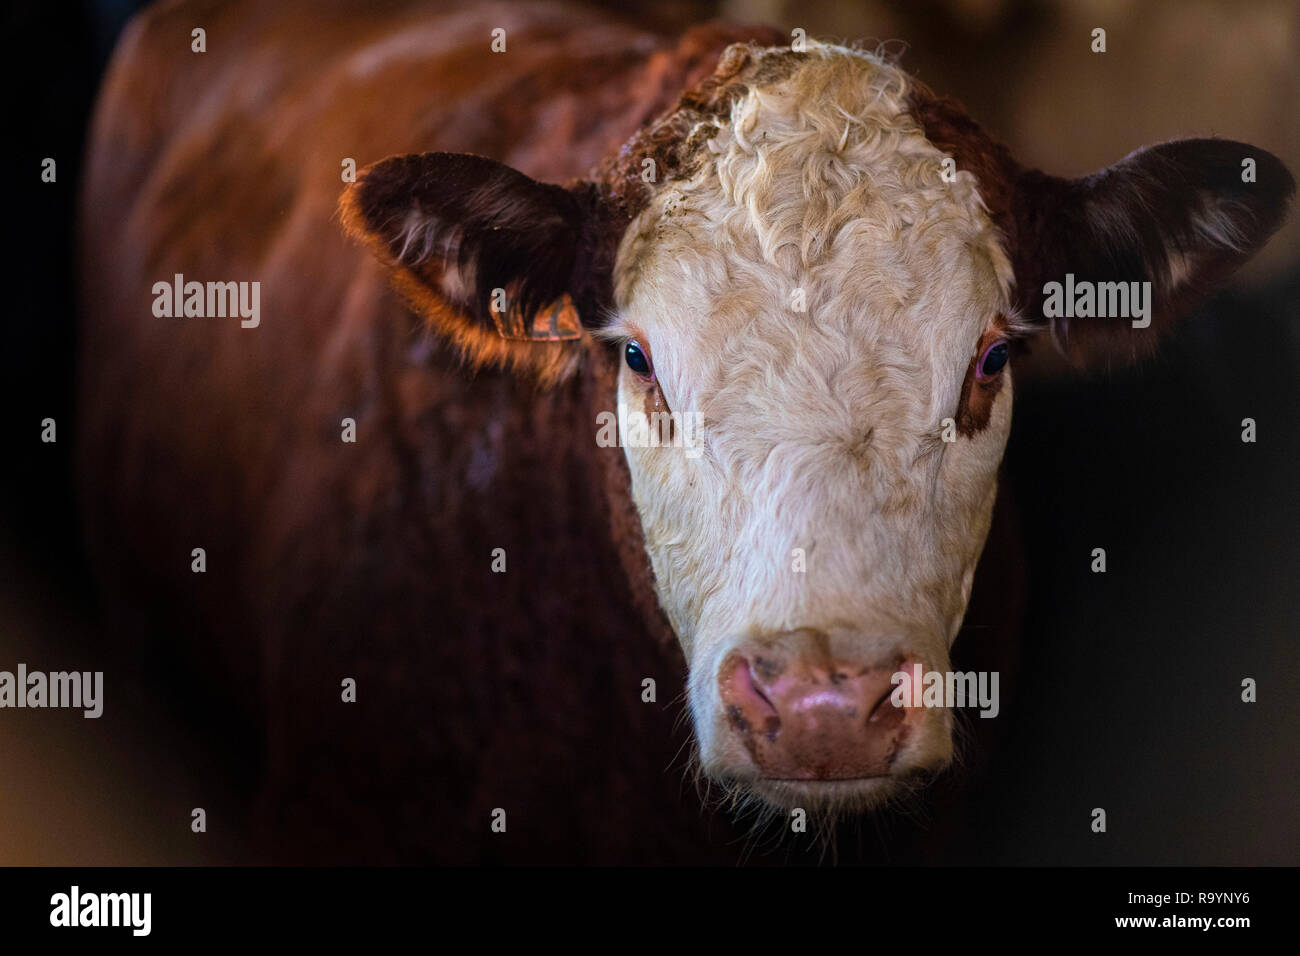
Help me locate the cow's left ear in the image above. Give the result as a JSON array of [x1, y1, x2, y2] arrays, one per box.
[[339, 151, 612, 383], [1012, 139, 1294, 365]]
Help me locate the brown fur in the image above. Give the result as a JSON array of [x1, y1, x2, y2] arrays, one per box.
[[79, 0, 928, 864]]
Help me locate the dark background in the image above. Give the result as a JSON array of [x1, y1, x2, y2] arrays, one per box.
[[3, 0, 1296, 863]]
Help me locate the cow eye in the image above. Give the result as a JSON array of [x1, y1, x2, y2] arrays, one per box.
[[625, 340, 653, 379], [976, 340, 1009, 380]]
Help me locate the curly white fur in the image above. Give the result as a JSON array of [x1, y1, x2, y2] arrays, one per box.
[[602, 41, 1017, 814]]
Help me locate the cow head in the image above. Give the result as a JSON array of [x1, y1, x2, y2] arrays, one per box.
[[341, 41, 1292, 818]]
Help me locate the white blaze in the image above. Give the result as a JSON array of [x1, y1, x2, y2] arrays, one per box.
[[604, 42, 1017, 802]]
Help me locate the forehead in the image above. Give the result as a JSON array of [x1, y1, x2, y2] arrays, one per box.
[[608, 43, 1014, 413]]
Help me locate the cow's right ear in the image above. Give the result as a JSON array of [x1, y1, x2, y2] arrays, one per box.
[[1010, 139, 1294, 366], [339, 152, 609, 382]]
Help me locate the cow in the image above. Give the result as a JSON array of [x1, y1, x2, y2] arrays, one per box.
[[78, 0, 1292, 863]]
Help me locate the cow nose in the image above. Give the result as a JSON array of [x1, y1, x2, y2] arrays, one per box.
[[717, 639, 914, 780]]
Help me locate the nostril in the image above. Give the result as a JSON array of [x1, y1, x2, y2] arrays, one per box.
[[868, 681, 897, 723], [720, 655, 782, 742]]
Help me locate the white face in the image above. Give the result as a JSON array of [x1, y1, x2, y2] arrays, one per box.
[[603, 44, 1018, 816]]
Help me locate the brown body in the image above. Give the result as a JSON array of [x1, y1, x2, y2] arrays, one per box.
[[78, 1, 1073, 863]]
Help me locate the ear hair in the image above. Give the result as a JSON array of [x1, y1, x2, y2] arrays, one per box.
[[339, 152, 614, 383]]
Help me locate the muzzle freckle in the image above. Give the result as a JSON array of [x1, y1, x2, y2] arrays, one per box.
[[726, 703, 751, 735]]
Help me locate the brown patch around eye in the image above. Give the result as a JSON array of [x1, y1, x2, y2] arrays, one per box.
[[954, 320, 1009, 438], [642, 383, 676, 444]]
